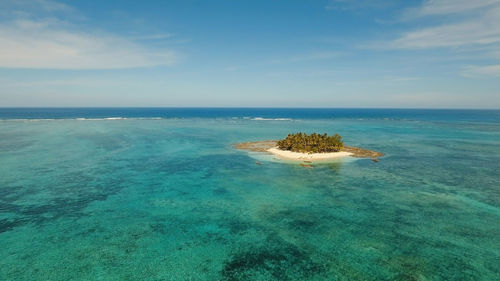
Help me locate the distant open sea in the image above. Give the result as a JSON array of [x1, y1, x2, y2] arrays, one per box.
[[1, 108, 499, 280]]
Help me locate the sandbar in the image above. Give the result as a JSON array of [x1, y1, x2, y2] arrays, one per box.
[[267, 147, 352, 161]]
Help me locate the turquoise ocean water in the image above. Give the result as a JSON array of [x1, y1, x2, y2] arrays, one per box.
[[0, 108, 499, 280]]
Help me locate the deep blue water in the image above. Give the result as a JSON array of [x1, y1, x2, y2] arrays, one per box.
[[1, 107, 499, 122], [0, 108, 499, 280]]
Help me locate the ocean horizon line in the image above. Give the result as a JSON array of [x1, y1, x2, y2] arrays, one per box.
[[1, 106, 499, 110]]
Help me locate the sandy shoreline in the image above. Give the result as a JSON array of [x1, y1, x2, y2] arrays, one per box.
[[267, 147, 353, 161]]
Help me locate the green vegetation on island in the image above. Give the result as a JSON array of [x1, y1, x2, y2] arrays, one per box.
[[277, 132, 344, 153]]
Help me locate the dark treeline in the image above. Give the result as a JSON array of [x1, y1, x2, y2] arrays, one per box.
[[277, 132, 344, 153]]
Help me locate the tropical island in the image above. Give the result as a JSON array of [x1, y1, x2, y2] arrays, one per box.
[[235, 132, 382, 162]]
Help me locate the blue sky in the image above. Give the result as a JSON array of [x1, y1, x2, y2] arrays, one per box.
[[0, 0, 499, 108]]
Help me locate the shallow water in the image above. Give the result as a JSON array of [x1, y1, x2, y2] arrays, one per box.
[[0, 109, 499, 280]]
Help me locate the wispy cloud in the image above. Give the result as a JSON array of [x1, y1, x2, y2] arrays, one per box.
[[380, 76, 421, 82], [0, 0, 178, 69], [0, 0, 78, 19], [378, 0, 500, 80], [325, 0, 395, 11], [390, 0, 500, 49], [402, 0, 500, 18], [462, 64, 500, 77], [129, 33, 174, 41], [0, 0, 72, 12], [267, 51, 344, 65]]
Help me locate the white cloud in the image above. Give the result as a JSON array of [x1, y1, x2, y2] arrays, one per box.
[[287, 51, 344, 62], [0, 0, 71, 12], [31, 0, 72, 12], [392, 10, 500, 48], [406, 0, 500, 17], [0, 1, 178, 69], [383, 0, 500, 81], [325, 0, 394, 11], [0, 0, 76, 19], [267, 51, 344, 65], [462, 64, 500, 77], [392, 2, 500, 49]]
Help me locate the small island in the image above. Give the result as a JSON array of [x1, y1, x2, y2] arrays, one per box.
[[235, 132, 382, 162]]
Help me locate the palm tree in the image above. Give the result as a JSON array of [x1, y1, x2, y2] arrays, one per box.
[[277, 132, 344, 153]]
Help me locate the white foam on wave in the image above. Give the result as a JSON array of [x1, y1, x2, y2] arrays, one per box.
[[76, 117, 165, 121], [0, 118, 57, 122], [105, 117, 127, 120], [1, 117, 168, 121], [251, 117, 292, 121]]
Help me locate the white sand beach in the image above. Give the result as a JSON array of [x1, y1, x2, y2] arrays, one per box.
[[267, 147, 353, 161]]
